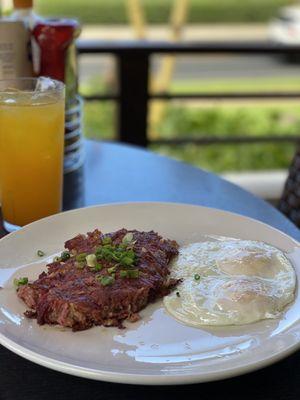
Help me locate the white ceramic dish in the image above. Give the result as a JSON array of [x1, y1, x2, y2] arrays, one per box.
[[0, 202, 300, 385]]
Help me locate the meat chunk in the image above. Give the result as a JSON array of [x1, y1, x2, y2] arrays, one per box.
[[17, 229, 179, 331]]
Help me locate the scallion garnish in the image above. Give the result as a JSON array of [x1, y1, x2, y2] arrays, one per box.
[[102, 236, 112, 245], [95, 243, 137, 267], [127, 269, 139, 279], [91, 236, 140, 285], [76, 253, 87, 262], [194, 274, 200, 281], [37, 250, 45, 257], [98, 275, 115, 286], [121, 255, 135, 266], [14, 277, 28, 287], [122, 232, 134, 245], [60, 251, 71, 261], [93, 263, 103, 272], [126, 249, 135, 258], [120, 270, 128, 278], [86, 254, 97, 268], [60, 251, 70, 262]]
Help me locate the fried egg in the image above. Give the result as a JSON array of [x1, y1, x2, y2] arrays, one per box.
[[164, 239, 296, 326]]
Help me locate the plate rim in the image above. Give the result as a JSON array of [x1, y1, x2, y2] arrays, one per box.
[[0, 201, 299, 385], [0, 200, 299, 247], [2, 330, 300, 385]]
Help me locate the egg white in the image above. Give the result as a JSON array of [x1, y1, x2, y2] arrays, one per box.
[[164, 239, 296, 326]]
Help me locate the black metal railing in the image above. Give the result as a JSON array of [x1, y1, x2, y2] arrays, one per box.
[[77, 40, 300, 147]]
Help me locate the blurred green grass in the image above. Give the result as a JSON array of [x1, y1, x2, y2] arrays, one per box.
[[151, 105, 298, 172], [36, 0, 289, 24], [83, 102, 298, 172], [81, 76, 300, 172]]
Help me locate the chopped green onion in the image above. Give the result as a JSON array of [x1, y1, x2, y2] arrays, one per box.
[[93, 263, 103, 272], [14, 277, 28, 287], [60, 251, 70, 262], [98, 275, 115, 286], [127, 269, 139, 279], [75, 261, 85, 269], [94, 239, 138, 271], [102, 236, 112, 245], [107, 266, 117, 274], [96, 247, 114, 262], [121, 256, 134, 266], [111, 252, 121, 262], [194, 274, 200, 281], [122, 232, 134, 245], [86, 254, 97, 268], [37, 250, 45, 257], [76, 253, 87, 262], [95, 253, 103, 262], [126, 249, 135, 258], [53, 256, 61, 262], [120, 270, 128, 278]]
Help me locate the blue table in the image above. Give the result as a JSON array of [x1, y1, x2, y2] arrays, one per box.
[[81, 141, 299, 240]]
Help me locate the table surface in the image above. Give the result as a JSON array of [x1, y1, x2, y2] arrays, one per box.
[[1, 140, 300, 400]]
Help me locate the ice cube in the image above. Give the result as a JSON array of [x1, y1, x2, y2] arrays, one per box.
[[35, 77, 56, 92]]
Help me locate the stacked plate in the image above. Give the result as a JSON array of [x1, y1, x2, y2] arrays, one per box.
[[64, 96, 84, 173]]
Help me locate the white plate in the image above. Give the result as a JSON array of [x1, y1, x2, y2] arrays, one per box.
[[0, 202, 300, 385]]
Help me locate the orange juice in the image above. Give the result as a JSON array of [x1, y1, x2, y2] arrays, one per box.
[[0, 79, 65, 228]]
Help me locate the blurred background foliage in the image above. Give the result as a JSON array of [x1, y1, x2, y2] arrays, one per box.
[[81, 77, 299, 172], [36, 0, 289, 24]]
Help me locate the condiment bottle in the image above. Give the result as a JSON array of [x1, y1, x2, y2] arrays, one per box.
[[31, 18, 81, 105], [0, 0, 34, 79]]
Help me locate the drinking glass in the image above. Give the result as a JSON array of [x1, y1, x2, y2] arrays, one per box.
[[0, 77, 65, 232]]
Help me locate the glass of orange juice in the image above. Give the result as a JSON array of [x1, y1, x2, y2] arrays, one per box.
[[0, 77, 65, 232]]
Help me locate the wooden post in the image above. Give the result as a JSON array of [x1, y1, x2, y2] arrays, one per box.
[[126, 0, 146, 39], [150, 0, 190, 137]]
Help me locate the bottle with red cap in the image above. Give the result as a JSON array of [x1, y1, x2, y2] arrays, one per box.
[[31, 15, 83, 173]]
